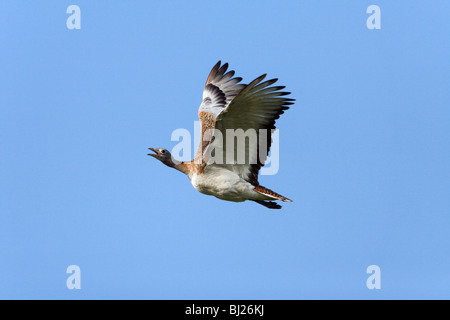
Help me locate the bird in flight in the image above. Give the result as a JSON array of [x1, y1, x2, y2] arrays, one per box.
[[148, 61, 294, 209]]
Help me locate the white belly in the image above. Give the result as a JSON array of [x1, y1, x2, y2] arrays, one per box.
[[190, 166, 256, 202]]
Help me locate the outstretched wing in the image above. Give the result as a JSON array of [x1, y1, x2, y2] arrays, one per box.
[[195, 61, 246, 162], [203, 72, 294, 186]]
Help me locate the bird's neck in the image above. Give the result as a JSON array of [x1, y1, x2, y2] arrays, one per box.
[[172, 161, 190, 176], [172, 161, 203, 180]]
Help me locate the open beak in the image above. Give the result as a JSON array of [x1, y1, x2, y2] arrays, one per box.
[[147, 148, 158, 158]]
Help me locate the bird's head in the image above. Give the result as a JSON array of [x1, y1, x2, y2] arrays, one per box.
[[147, 147, 176, 167]]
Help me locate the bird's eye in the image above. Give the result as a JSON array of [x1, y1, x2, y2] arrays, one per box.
[[161, 150, 166, 154]]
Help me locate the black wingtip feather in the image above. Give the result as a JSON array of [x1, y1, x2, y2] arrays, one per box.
[[218, 63, 229, 76]]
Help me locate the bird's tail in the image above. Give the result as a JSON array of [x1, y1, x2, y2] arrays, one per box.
[[253, 185, 292, 202]]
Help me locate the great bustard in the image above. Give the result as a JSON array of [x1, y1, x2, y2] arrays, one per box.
[[148, 61, 294, 209]]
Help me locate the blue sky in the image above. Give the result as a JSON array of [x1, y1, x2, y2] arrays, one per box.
[[0, 1, 449, 299]]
